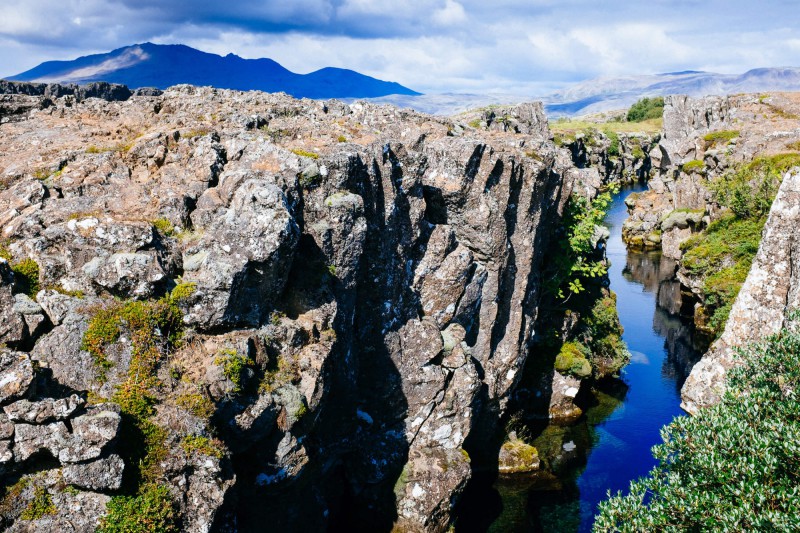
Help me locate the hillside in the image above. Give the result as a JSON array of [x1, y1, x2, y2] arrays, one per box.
[[7, 43, 420, 99]]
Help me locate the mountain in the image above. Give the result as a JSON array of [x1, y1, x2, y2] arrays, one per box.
[[8, 43, 420, 99], [361, 67, 800, 117]]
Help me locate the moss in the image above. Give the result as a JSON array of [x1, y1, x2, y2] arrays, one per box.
[[259, 354, 299, 394], [151, 218, 174, 237], [468, 119, 482, 129], [681, 215, 764, 337], [745, 152, 800, 174], [337, 135, 347, 143], [631, 144, 646, 160], [20, 486, 56, 521], [554, 341, 592, 378], [180, 435, 224, 459], [291, 148, 319, 159], [0, 241, 11, 261], [681, 159, 706, 173], [98, 483, 177, 533], [47, 285, 84, 298], [169, 281, 196, 302], [175, 392, 215, 419], [215, 349, 251, 394], [703, 130, 740, 145], [393, 465, 410, 499]]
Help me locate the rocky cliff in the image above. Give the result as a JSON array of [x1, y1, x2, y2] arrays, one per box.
[[0, 85, 580, 531], [681, 169, 800, 413]]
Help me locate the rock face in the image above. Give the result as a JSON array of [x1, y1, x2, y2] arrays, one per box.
[[681, 170, 800, 413], [0, 86, 576, 530]]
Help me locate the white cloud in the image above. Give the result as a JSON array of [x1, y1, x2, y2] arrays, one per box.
[[1, 0, 799, 94]]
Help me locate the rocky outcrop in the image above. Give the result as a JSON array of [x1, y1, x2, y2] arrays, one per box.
[[0, 87, 577, 531], [681, 169, 800, 413]]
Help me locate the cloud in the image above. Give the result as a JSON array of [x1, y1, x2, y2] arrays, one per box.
[[0, 0, 799, 94]]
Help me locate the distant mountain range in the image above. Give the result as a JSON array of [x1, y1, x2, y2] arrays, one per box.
[[366, 68, 800, 116], [7, 43, 419, 99], [7, 44, 800, 117]]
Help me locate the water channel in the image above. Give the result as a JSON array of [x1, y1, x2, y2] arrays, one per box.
[[457, 184, 704, 532]]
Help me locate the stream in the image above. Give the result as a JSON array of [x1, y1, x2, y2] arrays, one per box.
[[457, 184, 704, 532]]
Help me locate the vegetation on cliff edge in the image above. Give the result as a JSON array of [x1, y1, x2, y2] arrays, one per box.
[[595, 314, 800, 531]]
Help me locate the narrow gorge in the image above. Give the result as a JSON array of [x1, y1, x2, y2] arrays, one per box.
[[0, 82, 799, 532]]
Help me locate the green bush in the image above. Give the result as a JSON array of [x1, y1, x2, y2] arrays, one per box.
[[595, 316, 800, 531], [603, 129, 620, 157], [626, 97, 665, 122], [545, 188, 615, 299], [215, 349, 251, 394], [11, 258, 40, 299], [98, 484, 177, 533]]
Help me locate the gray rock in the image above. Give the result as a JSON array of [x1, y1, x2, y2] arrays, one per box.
[[4, 395, 85, 424], [63, 454, 124, 491], [0, 350, 34, 405]]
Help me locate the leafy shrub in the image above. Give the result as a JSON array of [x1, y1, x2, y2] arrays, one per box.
[[180, 435, 224, 459], [151, 218, 174, 237], [603, 129, 620, 157], [545, 188, 615, 299], [175, 392, 215, 419], [595, 316, 800, 531], [11, 258, 40, 299], [626, 97, 664, 122], [20, 487, 55, 520], [98, 484, 177, 533]]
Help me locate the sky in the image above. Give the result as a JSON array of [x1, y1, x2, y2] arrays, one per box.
[[1, 0, 799, 95]]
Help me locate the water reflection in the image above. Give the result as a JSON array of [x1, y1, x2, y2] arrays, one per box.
[[456, 186, 703, 532]]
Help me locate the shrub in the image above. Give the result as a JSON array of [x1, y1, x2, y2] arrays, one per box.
[[595, 316, 800, 531], [98, 484, 177, 533], [175, 392, 215, 419], [215, 349, 251, 394], [626, 97, 664, 122], [337, 135, 347, 143], [180, 435, 224, 459], [603, 129, 620, 157], [151, 218, 174, 237], [545, 187, 615, 299], [11, 258, 40, 299], [20, 487, 56, 520]]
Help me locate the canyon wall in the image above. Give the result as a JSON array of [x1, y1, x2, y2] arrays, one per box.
[[0, 85, 583, 531]]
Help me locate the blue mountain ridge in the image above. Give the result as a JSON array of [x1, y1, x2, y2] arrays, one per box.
[[9, 43, 420, 99]]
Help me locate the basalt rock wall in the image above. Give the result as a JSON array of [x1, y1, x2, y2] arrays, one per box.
[[0, 84, 577, 531]]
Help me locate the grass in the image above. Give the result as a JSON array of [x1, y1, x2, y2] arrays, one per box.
[[681, 214, 765, 336], [549, 118, 662, 135], [98, 484, 177, 533]]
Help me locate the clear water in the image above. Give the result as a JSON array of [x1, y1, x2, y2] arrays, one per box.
[[456, 185, 703, 532]]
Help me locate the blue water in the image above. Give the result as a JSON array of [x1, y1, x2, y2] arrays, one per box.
[[566, 185, 695, 530], [457, 185, 702, 532]]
